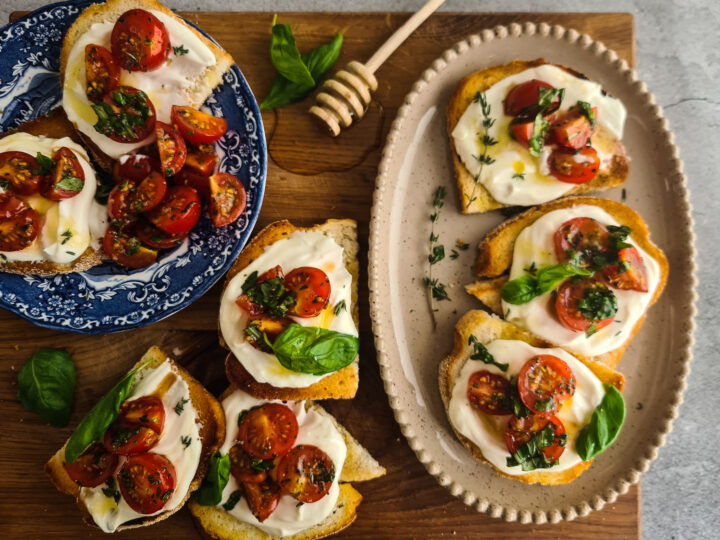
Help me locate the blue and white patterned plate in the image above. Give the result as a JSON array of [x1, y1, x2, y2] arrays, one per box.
[[0, 0, 266, 333]]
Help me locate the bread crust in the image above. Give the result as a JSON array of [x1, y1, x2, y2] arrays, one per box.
[[467, 195, 669, 369], [438, 310, 623, 485], [447, 58, 630, 214], [220, 219, 360, 401], [44, 346, 226, 531]]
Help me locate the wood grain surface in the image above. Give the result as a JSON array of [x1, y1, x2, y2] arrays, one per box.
[[0, 10, 639, 539]]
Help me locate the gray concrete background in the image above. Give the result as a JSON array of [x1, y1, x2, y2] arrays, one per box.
[[1, 1, 718, 538]]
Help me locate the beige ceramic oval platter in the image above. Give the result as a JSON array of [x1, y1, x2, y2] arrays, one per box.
[[368, 23, 697, 523]]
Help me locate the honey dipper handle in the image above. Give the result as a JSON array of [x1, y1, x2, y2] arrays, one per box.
[[365, 0, 446, 73]]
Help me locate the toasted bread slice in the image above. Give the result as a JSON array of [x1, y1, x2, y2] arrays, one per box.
[[59, 0, 234, 171], [188, 388, 385, 540], [221, 219, 360, 401], [45, 346, 226, 531], [466, 196, 669, 369], [0, 108, 106, 275], [439, 310, 624, 485], [448, 58, 630, 214]]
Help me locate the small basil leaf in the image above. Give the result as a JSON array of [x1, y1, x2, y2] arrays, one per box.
[[576, 384, 626, 461], [272, 323, 359, 375], [501, 263, 592, 305], [194, 452, 231, 506], [34, 152, 55, 175], [17, 348, 75, 428], [55, 176, 84, 192], [269, 23, 315, 87], [500, 274, 539, 305]]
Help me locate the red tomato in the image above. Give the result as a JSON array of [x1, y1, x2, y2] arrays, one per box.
[[517, 355, 576, 415], [0, 208, 40, 251], [277, 445, 335, 503], [505, 414, 566, 463], [555, 279, 616, 333], [552, 106, 597, 149], [171, 106, 228, 145], [113, 154, 160, 184], [237, 403, 299, 460], [549, 147, 600, 184], [118, 396, 165, 433], [510, 120, 534, 147], [553, 217, 610, 267], [42, 147, 85, 201], [184, 143, 218, 176], [103, 227, 157, 269], [147, 185, 200, 235], [504, 80, 560, 117], [136, 220, 187, 249], [0, 194, 28, 219], [110, 9, 170, 72], [229, 443, 270, 484], [467, 370, 511, 415], [156, 122, 187, 177], [241, 479, 280, 522], [209, 172, 246, 227], [171, 167, 211, 200], [245, 315, 293, 349], [284, 267, 331, 318], [84, 44, 119, 101], [131, 171, 167, 213], [107, 180, 138, 222], [0, 151, 42, 195], [98, 86, 156, 143], [117, 453, 176, 514], [103, 424, 159, 455], [63, 442, 119, 488], [603, 246, 649, 292]]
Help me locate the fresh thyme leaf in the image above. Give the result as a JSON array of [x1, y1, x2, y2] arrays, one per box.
[[173, 44, 189, 56], [174, 397, 189, 415], [465, 92, 496, 207], [61, 230, 73, 245], [429, 245, 445, 264], [333, 300, 346, 316], [512, 171, 526, 180]]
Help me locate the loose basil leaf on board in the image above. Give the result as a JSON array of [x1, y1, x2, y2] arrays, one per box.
[[17, 348, 76, 428], [501, 263, 592, 305], [269, 23, 315, 87], [272, 323, 359, 375], [64, 360, 150, 464], [195, 452, 231, 506], [576, 384, 626, 461]]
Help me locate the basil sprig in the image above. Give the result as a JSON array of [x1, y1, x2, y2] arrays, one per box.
[[17, 348, 75, 428], [576, 384, 626, 461], [272, 323, 359, 375], [501, 263, 592, 305], [506, 423, 567, 471], [64, 361, 149, 464], [195, 452, 231, 506]]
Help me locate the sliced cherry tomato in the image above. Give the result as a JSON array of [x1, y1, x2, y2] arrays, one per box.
[[156, 122, 187, 177], [553, 217, 610, 268], [242, 479, 280, 522], [236, 403, 299, 460], [171, 105, 228, 145], [209, 172, 246, 227], [147, 185, 200, 235], [63, 442, 119, 488], [110, 9, 170, 72], [277, 445, 335, 503], [284, 266, 331, 318], [171, 167, 210, 200], [42, 147, 85, 201], [0, 151, 42, 196], [103, 423, 159, 455], [103, 227, 157, 269], [107, 180, 138, 222], [136, 220, 187, 249], [0, 208, 40, 251], [85, 44, 120, 102], [505, 414, 566, 463], [504, 80, 560, 118], [0, 194, 28, 220], [131, 171, 167, 213], [236, 266, 285, 317], [510, 120, 534, 147], [258, 266, 284, 283], [549, 147, 600, 184], [517, 355, 576, 415], [97, 86, 156, 143], [117, 453, 176, 514], [555, 278, 616, 333], [467, 370, 511, 415], [245, 315, 293, 349], [184, 143, 218, 176], [552, 106, 597, 150], [118, 396, 165, 433], [603, 246, 649, 292], [229, 443, 270, 484], [113, 154, 160, 184]]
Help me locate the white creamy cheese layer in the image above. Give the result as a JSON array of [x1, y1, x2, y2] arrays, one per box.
[[451, 64, 627, 205], [217, 389, 346, 538], [219, 230, 357, 388], [79, 360, 202, 533], [62, 10, 216, 159], [503, 205, 661, 356], [448, 339, 605, 476], [0, 132, 106, 264]]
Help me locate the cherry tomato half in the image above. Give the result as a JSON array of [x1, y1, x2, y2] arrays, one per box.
[[131, 171, 167, 213], [510, 120, 534, 147], [0, 194, 28, 220], [156, 122, 187, 177], [505, 414, 566, 463], [552, 106, 597, 150], [209, 172, 246, 227], [517, 355, 576, 415], [603, 246, 649, 293], [171, 106, 228, 145], [555, 278, 616, 333], [42, 147, 85, 201], [85, 44, 120, 102], [110, 9, 170, 72], [184, 143, 218, 176], [117, 453, 176, 514], [277, 445, 335, 503], [236, 403, 299, 460], [241, 479, 280, 522], [63, 442, 119, 488], [284, 266, 331, 318], [136, 220, 187, 250], [147, 185, 200, 235], [236, 266, 285, 317], [0, 208, 40, 252], [549, 147, 600, 184], [118, 396, 165, 433], [229, 443, 270, 484], [467, 370, 511, 415], [107, 180, 138, 222], [504, 79, 560, 118], [171, 167, 210, 200], [113, 154, 160, 184], [245, 315, 293, 349], [98, 86, 156, 143], [103, 396, 165, 455], [553, 217, 610, 268], [103, 227, 157, 269], [0, 151, 42, 196]]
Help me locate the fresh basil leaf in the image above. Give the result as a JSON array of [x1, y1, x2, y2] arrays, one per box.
[[17, 348, 75, 428], [576, 384, 626, 461], [528, 113, 550, 157], [56, 176, 84, 192], [501, 263, 592, 305], [468, 335, 508, 372], [34, 152, 55, 175], [64, 361, 149, 464], [302, 33, 343, 83], [195, 452, 231, 506], [537, 87, 565, 110], [222, 489, 242, 511], [272, 324, 359, 375], [500, 274, 539, 305], [269, 23, 315, 87]]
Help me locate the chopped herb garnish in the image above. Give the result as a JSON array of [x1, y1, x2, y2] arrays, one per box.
[[468, 335, 509, 371], [61, 230, 73, 245], [101, 477, 121, 503], [333, 299, 346, 315], [173, 44, 189, 56], [505, 423, 561, 471], [576, 100, 597, 128], [181, 435, 192, 448], [174, 397, 189, 415], [512, 171, 526, 180], [222, 490, 242, 511], [240, 271, 296, 319]]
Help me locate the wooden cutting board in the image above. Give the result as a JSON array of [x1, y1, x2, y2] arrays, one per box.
[[0, 11, 639, 539]]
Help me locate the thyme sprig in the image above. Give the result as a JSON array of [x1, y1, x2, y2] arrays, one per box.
[[467, 92, 498, 208], [425, 186, 450, 328]]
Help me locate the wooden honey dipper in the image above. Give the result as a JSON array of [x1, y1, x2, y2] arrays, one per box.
[[309, 0, 446, 136]]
